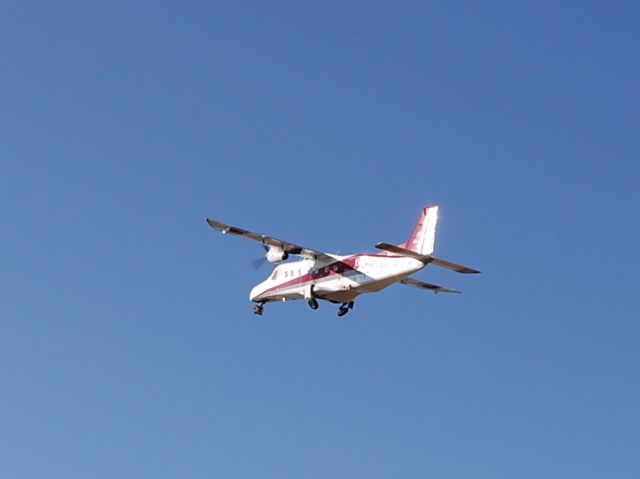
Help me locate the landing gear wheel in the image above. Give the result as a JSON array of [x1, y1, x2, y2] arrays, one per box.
[[253, 304, 264, 316], [337, 301, 354, 317], [308, 298, 319, 310]]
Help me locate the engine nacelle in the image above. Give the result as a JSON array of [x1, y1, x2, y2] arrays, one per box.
[[266, 247, 289, 263]]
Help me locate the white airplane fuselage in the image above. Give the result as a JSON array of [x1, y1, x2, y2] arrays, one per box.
[[250, 254, 424, 304]]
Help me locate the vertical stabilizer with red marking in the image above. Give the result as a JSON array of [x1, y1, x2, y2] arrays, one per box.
[[400, 205, 438, 256]]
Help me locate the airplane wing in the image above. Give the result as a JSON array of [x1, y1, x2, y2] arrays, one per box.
[[400, 277, 461, 294], [375, 242, 480, 274], [206, 219, 332, 261]]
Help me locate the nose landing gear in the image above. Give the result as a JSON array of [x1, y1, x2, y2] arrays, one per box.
[[308, 298, 319, 310], [253, 303, 264, 316]]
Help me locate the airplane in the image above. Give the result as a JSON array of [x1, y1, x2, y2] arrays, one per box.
[[206, 205, 479, 317]]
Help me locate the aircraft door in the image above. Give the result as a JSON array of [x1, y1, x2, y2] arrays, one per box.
[[353, 256, 366, 284]]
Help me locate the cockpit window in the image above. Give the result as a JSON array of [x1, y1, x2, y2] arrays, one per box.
[[271, 270, 278, 280]]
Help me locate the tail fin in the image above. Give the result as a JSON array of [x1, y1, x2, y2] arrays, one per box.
[[400, 205, 438, 256]]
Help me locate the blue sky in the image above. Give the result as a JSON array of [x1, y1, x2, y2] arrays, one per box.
[[1, 1, 639, 477]]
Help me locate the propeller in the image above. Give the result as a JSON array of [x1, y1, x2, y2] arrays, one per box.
[[252, 256, 267, 270], [252, 245, 269, 270]]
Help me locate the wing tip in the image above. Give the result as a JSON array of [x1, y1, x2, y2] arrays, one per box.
[[461, 268, 481, 274], [206, 218, 230, 234]]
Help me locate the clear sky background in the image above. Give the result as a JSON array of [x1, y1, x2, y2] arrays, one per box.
[[2, 1, 639, 478]]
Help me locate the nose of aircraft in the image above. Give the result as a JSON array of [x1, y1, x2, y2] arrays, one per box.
[[249, 284, 262, 302]]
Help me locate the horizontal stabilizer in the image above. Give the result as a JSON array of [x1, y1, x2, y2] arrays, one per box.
[[375, 242, 480, 274], [429, 257, 480, 274], [400, 278, 461, 294], [375, 242, 431, 262]]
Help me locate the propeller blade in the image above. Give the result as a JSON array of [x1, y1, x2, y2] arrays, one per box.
[[252, 246, 269, 270], [252, 257, 267, 270]]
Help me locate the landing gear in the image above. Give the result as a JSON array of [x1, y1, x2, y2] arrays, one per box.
[[308, 298, 319, 310], [337, 301, 354, 317], [253, 304, 264, 316]]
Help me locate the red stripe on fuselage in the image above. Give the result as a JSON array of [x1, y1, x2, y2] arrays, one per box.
[[255, 253, 396, 299]]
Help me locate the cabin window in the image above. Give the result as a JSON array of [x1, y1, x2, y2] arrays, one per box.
[[298, 269, 302, 276]]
